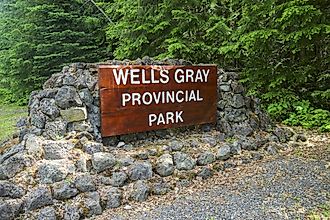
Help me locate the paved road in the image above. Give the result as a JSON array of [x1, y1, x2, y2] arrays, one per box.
[[98, 156, 330, 220]]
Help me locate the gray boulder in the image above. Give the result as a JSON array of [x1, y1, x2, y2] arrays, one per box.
[[53, 181, 79, 200], [25, 186, 53, 210], [0, 199, 22, 220], [197, 151, 215, 166], [155, 154, 174, 177], [37, 206, 57, 220], [83, 192, 102, 217], [43, 120, 67, 140], [24, 134, 44, 159], [0, 153, 30, 179], [82, 141, 103, 154], [79, 88, 93, 107], [0, 143, 24, 164], [63, 204, 81, 220], [168, 140, 184, 151], [60, 107, 87, 123], [128, 162, 153, 181], [37, 160, 73, 184], [30, 111, 47, 129], [231, 94, 245, 108], [39, 98, 60, 120], [216, 145, 231, 160], [92, 152, 116, 173], [43, 140, 74, 160], [55, 86, 82, 109], [173, 152, 196, 170], [75, 173, 96, 192], [0, 181, 25, 198], [101, 187, 122, 208], [130, 180, 150, 202], [110, 171, 128, 187]]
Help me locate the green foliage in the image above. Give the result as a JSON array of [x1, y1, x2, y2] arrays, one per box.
[[104, 0, 329, 130], [283, 101, 330, 132], [0, 0, 109, 103]]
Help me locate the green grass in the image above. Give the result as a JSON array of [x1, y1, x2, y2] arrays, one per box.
[[307, 203, 330, 220], [0, 104, 27, 142]]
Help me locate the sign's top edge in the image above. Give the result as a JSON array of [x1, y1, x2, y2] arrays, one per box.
[[97, 64, 218, 68]]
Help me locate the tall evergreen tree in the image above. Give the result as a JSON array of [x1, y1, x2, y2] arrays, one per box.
[[0, 0, 109, 103]]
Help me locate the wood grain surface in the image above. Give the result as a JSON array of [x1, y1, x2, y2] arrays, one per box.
[[98, 65, 217, 137]]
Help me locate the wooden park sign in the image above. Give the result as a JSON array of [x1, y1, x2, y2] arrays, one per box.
[[98, 65, 217, 137]]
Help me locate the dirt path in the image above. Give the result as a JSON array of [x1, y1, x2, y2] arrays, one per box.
[[96, 131, 330, 220]]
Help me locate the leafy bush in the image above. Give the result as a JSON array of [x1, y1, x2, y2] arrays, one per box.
[[283, 100, 330, 132]]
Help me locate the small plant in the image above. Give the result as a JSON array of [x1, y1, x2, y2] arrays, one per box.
[[307, 203, 330, 220], [283, 100, 330, 132]]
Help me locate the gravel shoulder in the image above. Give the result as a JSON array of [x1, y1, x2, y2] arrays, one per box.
[[97, 131, 330, 220]]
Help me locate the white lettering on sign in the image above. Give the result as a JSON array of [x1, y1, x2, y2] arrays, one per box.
[[112, 68, 170, 85], [121, 90, 203, 107], [112, 66, 212, 128], [174, 69, 210, 83], [148, 111, 184, 127]]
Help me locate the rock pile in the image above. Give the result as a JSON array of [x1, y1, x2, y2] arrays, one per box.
[[0, 58, 301, 219]]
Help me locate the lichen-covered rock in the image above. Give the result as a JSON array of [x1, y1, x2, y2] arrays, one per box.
[[100, 186, 122, 208], [173, 152, 196, 170], [110, 171, 128, 187], [216, 145, 231, 160], [60, 107, 87, 123], [92, 152, 116, 173], [155, 153, 174, 177], [75, 156, 88, 173], [37, 206, 57, 220], [0, 199, 22, 220], [53, 181, 79, 200], [0, 181, 25, 198], [24, 134, 44, 159], [43, 120, 67, 140], [79, 88, 93, 107], [25, 186, 53, 210], [197, 151, 215, 166], [130, 180, 150, 202], [128, 162, 153, 181], [63, 204, 81, 220], [273, 127, 293, 143], [0, 153, 30, 179], [82, 192, 102, 217], [39, 98, 60, 120], [37, 160, 73, 184], [117, 155, 135, 166], [231, 94, 245, 109], [168, 140, 185, 151], [82, 141, 102, 155], [43, 140, 74, 160], [0, 143, 24, 164], [55, 86, 82, 109], [30, 111, 47, 129], [74, 173, 96, 192]]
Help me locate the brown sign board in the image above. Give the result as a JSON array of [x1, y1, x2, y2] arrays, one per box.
[[98, 65, 217, 137]]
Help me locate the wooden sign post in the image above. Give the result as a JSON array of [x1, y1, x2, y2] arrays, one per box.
[[98, 65, 217, 137]]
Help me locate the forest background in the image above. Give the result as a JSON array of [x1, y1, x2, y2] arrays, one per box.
[[0, 0, 329, 132]]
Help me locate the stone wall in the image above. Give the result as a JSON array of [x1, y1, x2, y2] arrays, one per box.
[[21, 58, 273, 145], [0, 58, 298, 220]]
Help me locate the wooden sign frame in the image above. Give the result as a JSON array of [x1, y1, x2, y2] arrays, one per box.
[[98, 65, 217, 137]]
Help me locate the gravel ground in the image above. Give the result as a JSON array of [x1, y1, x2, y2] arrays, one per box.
[[97, 131, 330, 220]]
